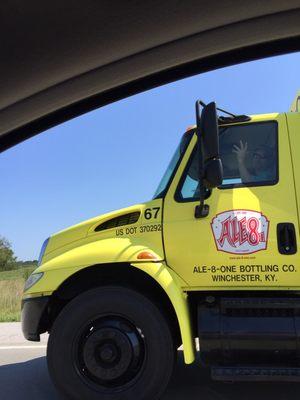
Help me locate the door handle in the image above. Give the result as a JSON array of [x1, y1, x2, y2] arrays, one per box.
[[277, 223, 297, 255]]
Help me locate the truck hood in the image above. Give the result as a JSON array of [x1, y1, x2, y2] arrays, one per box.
[[42, 199, 164, 264]]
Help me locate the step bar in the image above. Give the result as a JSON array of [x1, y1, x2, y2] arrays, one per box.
[[212, 366, 300, 382]]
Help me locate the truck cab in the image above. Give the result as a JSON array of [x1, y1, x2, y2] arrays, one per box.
[[22, 103, 300, 400]]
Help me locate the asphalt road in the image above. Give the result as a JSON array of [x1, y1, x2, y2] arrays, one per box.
[[1, 323, 300, 400]]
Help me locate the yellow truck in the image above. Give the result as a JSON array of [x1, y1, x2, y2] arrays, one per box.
[[22, 100, 300, 399]]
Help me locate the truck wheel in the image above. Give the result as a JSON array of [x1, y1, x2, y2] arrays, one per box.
[[47, 286, 176, 400]]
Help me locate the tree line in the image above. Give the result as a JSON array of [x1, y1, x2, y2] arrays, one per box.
[[0, 236, 37, 271]]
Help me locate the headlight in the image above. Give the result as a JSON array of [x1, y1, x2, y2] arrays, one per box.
[[24, 272, 44, 291], [38, 237, 50, 266]]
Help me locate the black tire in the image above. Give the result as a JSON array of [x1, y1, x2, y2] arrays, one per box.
[[47, 286, 176, 400]]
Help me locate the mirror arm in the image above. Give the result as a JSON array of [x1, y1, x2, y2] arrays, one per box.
[[195, 101, 209, 219], [194, 186, 209, 218]]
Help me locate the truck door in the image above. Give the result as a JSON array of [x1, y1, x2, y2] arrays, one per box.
[[163, 114, 300, 288]]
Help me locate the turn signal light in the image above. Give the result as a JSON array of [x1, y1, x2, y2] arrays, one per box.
[[137, 251, 157, 260]]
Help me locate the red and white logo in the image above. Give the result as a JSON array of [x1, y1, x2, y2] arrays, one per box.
[[211, 210, 269, 254]]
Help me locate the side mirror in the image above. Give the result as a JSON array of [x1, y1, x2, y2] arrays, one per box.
[[198, 101, 223, 188], [204, 158, 223, 188], [195, 101, 223, 218]]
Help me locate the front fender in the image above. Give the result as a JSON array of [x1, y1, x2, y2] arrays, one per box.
[[24, 236, 163, 296], [41, 236, 163, 270], [132, 262, 195, 364], [25, 258, 195, 364]]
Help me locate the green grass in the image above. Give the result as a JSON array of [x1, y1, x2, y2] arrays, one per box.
[[0, 265, 37, 322], [0, 265, 36, 281], [0, 279, 24, 322]]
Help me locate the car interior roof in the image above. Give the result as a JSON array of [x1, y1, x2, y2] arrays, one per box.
[[1, 0, 300, 152]]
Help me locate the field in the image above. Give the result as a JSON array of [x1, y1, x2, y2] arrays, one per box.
[[0, 265, 36, 322]]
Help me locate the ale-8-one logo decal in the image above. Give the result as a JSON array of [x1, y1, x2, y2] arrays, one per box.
[[211, 210, 269, 254]]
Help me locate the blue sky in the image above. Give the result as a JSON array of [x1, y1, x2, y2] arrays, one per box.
[[1, 52, 300, 260]]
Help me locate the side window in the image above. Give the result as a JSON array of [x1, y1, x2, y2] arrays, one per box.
[[177, 148, 210, 201], [219, 121, 278, 188], [177, 121, 278, 201], [180, 149, 199, 199]]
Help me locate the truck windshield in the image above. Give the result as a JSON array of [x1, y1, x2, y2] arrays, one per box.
[[153, 130, 193, 199]]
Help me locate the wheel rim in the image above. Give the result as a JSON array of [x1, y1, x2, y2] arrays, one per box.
[[74, 316, 146, 389]]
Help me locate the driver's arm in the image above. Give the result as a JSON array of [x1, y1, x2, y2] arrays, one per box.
[[232, 140, 253, 182]]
